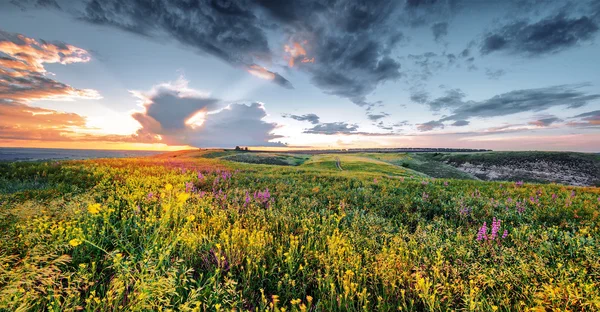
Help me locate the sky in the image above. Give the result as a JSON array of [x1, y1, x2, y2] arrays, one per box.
[[0, 0, 599, 152]]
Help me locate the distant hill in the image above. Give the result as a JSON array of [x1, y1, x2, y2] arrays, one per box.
[[419, 151, 600, 186]]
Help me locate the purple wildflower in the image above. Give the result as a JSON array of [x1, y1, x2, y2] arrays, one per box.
[[185, 181, 195, 193], [443, 181, 449, 186], [516, 201, 526, 214], [490, 218, 501, 240], [515, 181, 524, 187], [552, 193, 557, 201], [571, 190, 576, 198], [460, 206, 472, 216], [147, 192, 154, 199], [198, 172, 204, 180], [374, 178, 378, 184], [502, 230, 508, 239], [477, 222, 488, 241]]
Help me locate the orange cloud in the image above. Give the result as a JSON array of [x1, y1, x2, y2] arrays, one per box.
[[284, 41, 314, 67], [0, 30, 100, 103], [246, 64, 275, 80]]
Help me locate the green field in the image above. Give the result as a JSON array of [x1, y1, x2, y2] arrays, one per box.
[[1, 152, 599, 311]]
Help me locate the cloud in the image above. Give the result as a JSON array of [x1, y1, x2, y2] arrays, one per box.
[[427, 88, 465, 111], [415, 84, 600, 131], [131, 78, 284, 147], [0, 30, 111, 143], [431, 22, 448, 41], [302, 121, 398, 136], [568, 110, 600, 127], [528, 116, 562, 127], [303, 122, 359, 135], [485, 68, 506, 80], [480, 13, 599, 56], [73, 0, 406, 107], [417, 120, 445, 131], [421, 84, 600, 124], [282, 113, 320, 124], [246, 65, 293, 89], [452, 120, 470, 126], [0, 30, 101, 103], [0, 100, 85, 141], [367, 112, 390, 121]]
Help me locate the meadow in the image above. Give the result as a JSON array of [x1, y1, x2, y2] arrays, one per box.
[[1, 152, 599, 311]]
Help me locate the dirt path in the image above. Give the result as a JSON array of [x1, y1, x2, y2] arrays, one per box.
[[335, 157, 343, 171]]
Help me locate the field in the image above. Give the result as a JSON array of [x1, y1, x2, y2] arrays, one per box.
[[1, 152, 600, 311]]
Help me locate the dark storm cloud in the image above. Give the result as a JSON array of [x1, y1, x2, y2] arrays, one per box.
[[431, 22, 448, 41], [481, 13, 599, 56], [9, 0, 60, 10], [81, 0, 270, 65], [73, 0, 409, 107], [415, 84, 600, 131], [282, 113, 320, 124], [441, 84, 600, 121]]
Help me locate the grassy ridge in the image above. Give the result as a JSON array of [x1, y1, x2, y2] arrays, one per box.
[[1, 155, 599, 311]]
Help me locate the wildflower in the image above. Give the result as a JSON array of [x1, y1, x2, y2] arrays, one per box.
[[515, 181, 524, 187], [186, 215, 195, 222], [88, 203, 101, 215], [198, 172, 204, 180], [185, 181, 195, 193], [490, 218, 501, 240], [476, 222, 487, 241], [374, 178, 378, 184], [552, 193, 557, 200], [69, 238, 82, 247], [177, 193, 190, 204], [570, 190, 576, 198], [502, 229, 508, 239], [147, 192, 154, 199], [460, 206, 472, 216], [165, 183, 173, 191], [244, 191, 251, 205], [443, 181, 449, 186]]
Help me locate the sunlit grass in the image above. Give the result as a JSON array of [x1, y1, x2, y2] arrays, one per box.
[[1, 156, 599, 311]]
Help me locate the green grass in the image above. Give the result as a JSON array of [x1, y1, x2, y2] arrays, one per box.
[[1, 154, 599, 311], [301, 154, 427, 178], [359, 153, 477, 180], [222, 153, 311, 166]]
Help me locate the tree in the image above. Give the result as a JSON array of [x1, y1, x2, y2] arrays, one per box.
[[235, 146, 241, 151]]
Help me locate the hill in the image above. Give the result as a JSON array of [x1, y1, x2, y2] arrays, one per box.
[[1, 152, 599, 310]]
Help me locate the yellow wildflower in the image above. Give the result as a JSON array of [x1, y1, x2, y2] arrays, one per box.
[[69, 238, 82, 247], [177, 193, 190, 204], [87, 203, 101, 215], [186, 215, 196, 222], [165, 183, 173, 191]]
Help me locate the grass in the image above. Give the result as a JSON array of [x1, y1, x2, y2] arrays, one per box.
[[222, 153, 311, 166], [301, 154, 427, 178], [359, 153, 477, 180], [1, 153, 599, 311]]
